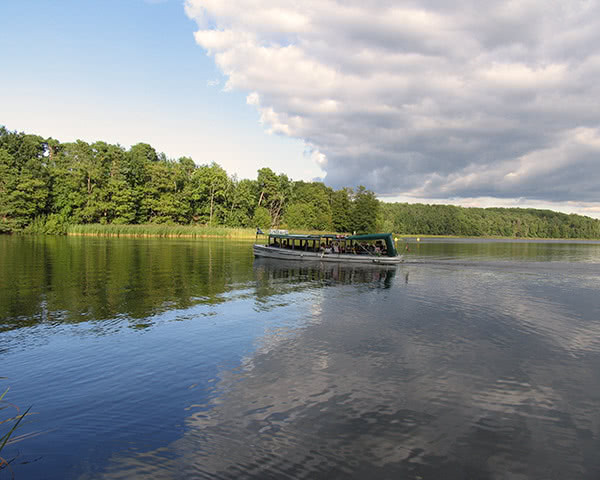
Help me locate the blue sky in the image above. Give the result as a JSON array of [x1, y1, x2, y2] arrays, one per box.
[[0, 0, 320, 181], [2, 0, 600, 218]]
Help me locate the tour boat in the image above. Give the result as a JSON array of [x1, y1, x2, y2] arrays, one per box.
[[253, 229, 404, 265]]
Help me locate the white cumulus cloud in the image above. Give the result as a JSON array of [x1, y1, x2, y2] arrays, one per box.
[[185, 0, 600, 210]]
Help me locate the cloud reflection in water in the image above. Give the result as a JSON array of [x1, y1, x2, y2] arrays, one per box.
[[101, 259, 600, 479]]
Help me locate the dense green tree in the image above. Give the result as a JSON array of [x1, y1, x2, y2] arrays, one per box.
[[331, 188, 353, 232], [256, 168, 291, 226], [142, 160, 190, 223], [0, 129, 50, 229], [49, 141, 90, 222], [286, 181, 332, 230], [0, 146, 49, 230], [94, 143, 128, 223], [256, 167, 279, 208], [226, 178, 256, 227], [271, 173, 292, 226], [252, 206, 271, 230], [0, 128, 47, 170], [285, 203, 316, 229], [122, 143, 156, 188], [107, 179, 138, 224], [7, 176, 49, 226], [189, 163, 230, 224], [351, 186, 378, 233], [0, 148, 18, 232], [175, 157, 196, 191]]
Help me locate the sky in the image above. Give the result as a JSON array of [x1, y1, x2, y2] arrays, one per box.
[[1, 0, 600, 218]]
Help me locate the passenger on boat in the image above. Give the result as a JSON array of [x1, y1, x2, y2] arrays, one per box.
[[375, 241, 382, 255], [320, 242, 332, 254]]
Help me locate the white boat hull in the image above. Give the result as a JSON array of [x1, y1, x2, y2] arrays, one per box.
[[253, 244, 404, 265]]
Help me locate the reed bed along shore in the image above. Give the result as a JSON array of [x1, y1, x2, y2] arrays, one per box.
[[67, 224, 259, 238], [59, 224, 598, 242], [66, 224, 350, 239]]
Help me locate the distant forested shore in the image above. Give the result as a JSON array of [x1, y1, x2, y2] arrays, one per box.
[[1, 126, 599, 239]]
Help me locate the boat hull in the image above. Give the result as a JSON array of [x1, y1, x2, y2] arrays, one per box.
[[253, 244, 404, 265]]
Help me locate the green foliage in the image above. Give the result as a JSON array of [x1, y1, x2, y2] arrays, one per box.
[[286, 181, 333, 230], [331, 188, 353, 232], [256, 168, 291, 226], [284, 203, 315, 229], [381, 203, 600, 239], [124, 143, 157, 187], [351, 186, 378, 234], [107, 179, 138, 224], [22, 214, 70, 235], [43, 214, 70, 234], [0, 129, 50, 230], [1, 125, 600, 239], [252, 206, 272, 230], [189, 163, 230, 225], [225, 178, 256, 227]]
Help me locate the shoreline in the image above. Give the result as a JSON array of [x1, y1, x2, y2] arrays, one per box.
[[61, 231, 600, 242], [66, 232, 257, 239], [5, 224, 598, 242]]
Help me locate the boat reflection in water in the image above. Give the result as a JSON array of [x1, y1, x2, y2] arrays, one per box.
[[253, 257, 398, 293]]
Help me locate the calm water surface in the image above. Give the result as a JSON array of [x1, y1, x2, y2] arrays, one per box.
[[1, 236, 600, 479]]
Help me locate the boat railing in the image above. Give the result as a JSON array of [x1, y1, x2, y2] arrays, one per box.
[[355, 242, 377, 257]]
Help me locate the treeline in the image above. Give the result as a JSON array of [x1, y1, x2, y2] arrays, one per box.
[[380, 203, 600, 239], [1, 126, 600, 239], [0, 127, 377, 234]]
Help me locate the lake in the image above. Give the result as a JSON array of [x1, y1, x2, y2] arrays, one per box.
[[1, 235, 600, 479]]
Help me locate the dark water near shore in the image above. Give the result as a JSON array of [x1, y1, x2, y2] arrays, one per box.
[[1, 236, 600, 479]]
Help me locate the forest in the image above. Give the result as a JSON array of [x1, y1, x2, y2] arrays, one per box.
[[1, 126, 600, 239]]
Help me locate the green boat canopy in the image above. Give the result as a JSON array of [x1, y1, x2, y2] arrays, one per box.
[[346, 233, 397, 257], [266, 232, 398, 257]]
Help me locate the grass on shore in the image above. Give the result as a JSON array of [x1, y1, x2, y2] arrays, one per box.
[[67, 223, 259, 238], [51, 224, 599, 241], [65, 225, 427, 240], [65, 224, 351, 238]]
